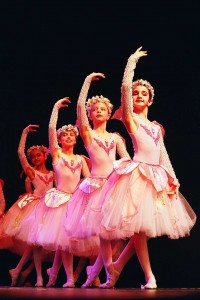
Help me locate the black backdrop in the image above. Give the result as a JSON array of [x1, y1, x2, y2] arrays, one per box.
[[0, 0, 199, 288]]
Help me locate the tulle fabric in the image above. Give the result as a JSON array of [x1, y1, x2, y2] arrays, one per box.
[[99, 163, 196, 240], [64, 170, 120, 238], [19, 189, 99, 257], [2, 193, 39, 238], [0, 193, 40, 255], [66, 161, 196, 241]]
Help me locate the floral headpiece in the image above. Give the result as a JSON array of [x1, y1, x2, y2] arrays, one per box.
[[57, 124, 79, 139], [86, 95, 113, 117], [27, 145, 48, 159], [132, 79, 155, 101]]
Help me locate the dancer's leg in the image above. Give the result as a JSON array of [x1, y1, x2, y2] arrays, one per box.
[[33, 246, 43, 287], [133, 232, 156, 289], [46, 249, 62, 287], [18, 260, 34, 286], [81, 253, 103, 288], [61, 250, 74, 288], [9, 245, 33, 286], [113, 237, 136, 274], [73, 257, 87, 283]]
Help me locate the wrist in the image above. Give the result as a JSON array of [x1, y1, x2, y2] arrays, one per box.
[[129, 54, 139, 63]]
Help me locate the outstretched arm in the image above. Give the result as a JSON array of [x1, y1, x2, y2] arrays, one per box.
[[48, 97, 70, 157], [77, 72, 105, 138], [18, 124, 39, 175], [121, 47, 147, 129]]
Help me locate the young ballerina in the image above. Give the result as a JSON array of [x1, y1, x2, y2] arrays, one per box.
[[64, 72, 131, 287], [23, 98, 97, 288], [2, 124, 54, 286], [93, 46, 196, 289]]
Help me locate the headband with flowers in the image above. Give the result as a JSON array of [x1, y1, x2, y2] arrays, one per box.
[[27, 145, 48, 159], [56, 124, 79, 139], [132, 79, 155, 101], [86, 95, 113, 117]]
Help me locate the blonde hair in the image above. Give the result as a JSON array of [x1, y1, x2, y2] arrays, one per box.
[[56, 124, 79, 139], [86, 95, 113, 117]]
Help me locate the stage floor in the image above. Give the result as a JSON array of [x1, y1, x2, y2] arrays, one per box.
[[0, 287, 200, 300]]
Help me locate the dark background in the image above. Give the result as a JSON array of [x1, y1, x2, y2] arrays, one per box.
[[0, 0, 199, 288]]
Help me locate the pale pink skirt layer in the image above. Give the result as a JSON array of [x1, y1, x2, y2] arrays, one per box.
[[20, 188, 100, 257], [0, 193, 40, 254], [66, 161, 196, 240]]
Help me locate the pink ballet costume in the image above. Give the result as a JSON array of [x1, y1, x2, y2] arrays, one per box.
[[0, 170, 54, 254], [65, 131, 127, 244], [23, 153, 99, 257], [66, 56, 196, 243], [98, 114, 196, 240], [64, 73, 131, 257], [96, 53, 196, 241]]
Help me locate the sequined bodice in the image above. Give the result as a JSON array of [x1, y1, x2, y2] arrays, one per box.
[[130, 115, 161, 165], [85, 132, 116, 178], [32, 170, 54, 197], [53, 154, 82, 193]]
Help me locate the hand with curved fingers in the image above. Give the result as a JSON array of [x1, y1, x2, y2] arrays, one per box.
[[133, 46, 148, 60], [55, 97, 71, 109], [88, 72, 105, 81], [24, 124, 40, 134]]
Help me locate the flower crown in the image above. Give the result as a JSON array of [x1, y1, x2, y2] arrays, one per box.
[[27, 145, 48, 159], [57, 124, 79, 139], [86, 95, 113, 116], [132, 79, 155, 101]]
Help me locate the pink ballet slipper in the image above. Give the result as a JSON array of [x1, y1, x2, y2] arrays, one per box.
[[35, 277, 43, 287], [62, 279, 75, 288], [46, 268, 57, 287], [141, 276, 157, 289], [81, 266, 99, 288], [9, 269, 19, 287], [100, 263, 120, 289]]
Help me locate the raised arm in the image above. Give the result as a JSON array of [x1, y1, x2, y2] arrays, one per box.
[[18, 124, 39, 175], [77, 72, 105, 137], [48, 97, 70, 156], [121, 47, 147, 126]]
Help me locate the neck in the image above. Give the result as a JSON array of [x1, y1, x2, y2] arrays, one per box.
[[62, 147, 74, 156], [134, 107, 148, 119], [93, 122, 107, 133], [35, 164, 48, 172]]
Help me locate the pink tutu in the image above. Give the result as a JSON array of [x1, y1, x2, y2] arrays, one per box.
[[67, 161, 196, 240], [2, 193, 39, 237], [0, 193, 40, 255], [99, 162, 196, 239], [64, 170, 120, 239], [22, 188, 99, 257]]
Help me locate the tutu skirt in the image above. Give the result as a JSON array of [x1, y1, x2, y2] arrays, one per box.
[[67, 161, 196, 240], [0, 193, 40, 254], [20, 188, 100, 257]]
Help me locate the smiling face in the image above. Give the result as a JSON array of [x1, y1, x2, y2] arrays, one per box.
[[58, 130, 77, 148], [132, 85, 153, 112], [29, 149, 47, 167]]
